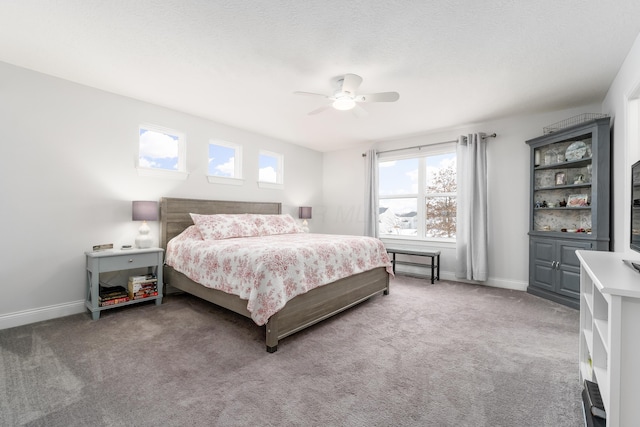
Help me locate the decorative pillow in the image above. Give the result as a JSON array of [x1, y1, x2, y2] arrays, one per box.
[[252, 214, 303, 236], [189, 213, 260, 240]]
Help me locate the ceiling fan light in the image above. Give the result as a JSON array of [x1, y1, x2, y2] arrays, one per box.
[[332, 98, 356, 111]]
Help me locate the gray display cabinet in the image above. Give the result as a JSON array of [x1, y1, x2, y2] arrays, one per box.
[[526, 117, 610, 309]]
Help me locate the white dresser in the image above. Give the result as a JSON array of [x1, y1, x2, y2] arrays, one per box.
[[576, 250, 640, 427]]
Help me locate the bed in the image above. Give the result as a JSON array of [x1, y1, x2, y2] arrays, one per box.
[[160, 197, 391, 352]]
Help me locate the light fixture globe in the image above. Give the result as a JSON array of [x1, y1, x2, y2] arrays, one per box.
[[332, 94, 356, 111]]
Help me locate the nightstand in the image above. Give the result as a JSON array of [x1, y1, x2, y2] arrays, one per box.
[[85, 247, 164, 320]]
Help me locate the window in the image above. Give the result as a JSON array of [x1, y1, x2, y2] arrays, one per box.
[[258, 150, 283, 189], [207, 140, 243, 185], [378, 144, 456, 240], [137, 124, 187, 179]]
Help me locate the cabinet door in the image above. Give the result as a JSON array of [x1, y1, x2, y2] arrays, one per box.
[[556, 240, 592, 298], [530, 238, 555, 291]]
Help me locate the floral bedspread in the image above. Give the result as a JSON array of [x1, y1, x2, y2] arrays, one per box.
[[165, 226, 393, 325]]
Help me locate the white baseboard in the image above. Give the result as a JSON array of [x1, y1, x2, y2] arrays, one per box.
[[394, 263, 527, 292], [0, 300, 86, 330], [483, 277, 528, 292], [1, 268, 527, 331], [452, 276, 528, 292]]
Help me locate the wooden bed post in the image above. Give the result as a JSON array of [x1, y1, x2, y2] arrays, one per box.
[[265, 318, 278, 353]]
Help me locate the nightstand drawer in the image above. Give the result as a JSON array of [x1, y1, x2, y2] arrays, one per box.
[[98, 252, 160, 272]]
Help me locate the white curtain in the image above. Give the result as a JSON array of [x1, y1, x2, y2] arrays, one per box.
[[364, 148, 379, 237], [456, 133, 488, 281]]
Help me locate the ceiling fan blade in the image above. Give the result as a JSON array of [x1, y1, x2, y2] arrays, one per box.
[[294, 91, 329, 99], [352, 104, 368, 118], [308, 105, 332, 115], [341, 73, 363, 96], [356, 92, 400, 103]]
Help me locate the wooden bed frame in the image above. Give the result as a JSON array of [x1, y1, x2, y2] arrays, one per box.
[[159, 197, 390, 352]]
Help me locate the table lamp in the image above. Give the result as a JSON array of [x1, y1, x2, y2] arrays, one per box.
[[132, 201, 159, 248], [299, 206, 312, 233]]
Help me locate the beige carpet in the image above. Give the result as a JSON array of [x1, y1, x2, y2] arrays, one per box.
[[0, 276, 581, 426]]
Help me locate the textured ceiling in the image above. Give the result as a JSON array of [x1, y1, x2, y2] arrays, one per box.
[[1, 1, 640, 152]]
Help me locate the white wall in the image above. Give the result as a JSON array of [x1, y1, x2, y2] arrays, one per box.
[[602, 32, 640, 255], [0, 61, 323, 328], [322, 103, 602, 290]]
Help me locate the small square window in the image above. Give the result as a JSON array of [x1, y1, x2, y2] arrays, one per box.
[[208, 140, 243, 185], [258, 150, 283, 189], [137, 124, 187, 179]]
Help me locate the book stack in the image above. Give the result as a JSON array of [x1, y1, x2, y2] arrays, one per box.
[[99, 285, 130, 306], [128, 274, 158, 300]]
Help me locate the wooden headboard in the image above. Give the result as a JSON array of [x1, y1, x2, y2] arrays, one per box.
[[159, 197, 282, 250]]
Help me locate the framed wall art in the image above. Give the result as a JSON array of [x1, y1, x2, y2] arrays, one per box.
[[567, 194, 589, 207]]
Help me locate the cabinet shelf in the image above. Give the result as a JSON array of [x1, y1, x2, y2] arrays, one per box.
[[583, 291, 594, 315], [593, 319, 609, 352], [582, 328, 594, 353], [534, 157, 592, 170], [529, 231, 592, 238], [535, 183, 591, 191], [534, 207, 591, 211]]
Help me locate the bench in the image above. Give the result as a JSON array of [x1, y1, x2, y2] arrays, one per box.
[[385, 246, 440, 284]]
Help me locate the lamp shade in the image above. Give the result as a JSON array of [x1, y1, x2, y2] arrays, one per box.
[[132, 201, 159, 221], [298, 206, 312, 219]]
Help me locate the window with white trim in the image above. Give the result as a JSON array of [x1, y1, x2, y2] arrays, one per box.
[[207, 139, 243, 185], [137, 124, 187, 179], [258, 150, 283, 189], [378, 144, 456, 240]]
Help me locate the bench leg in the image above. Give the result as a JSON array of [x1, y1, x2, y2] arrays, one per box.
[[431, 257, 435, 284], [391, 252, 396, 274]]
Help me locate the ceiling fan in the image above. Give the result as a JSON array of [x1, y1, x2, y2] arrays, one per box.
[[294, 73, 399, 117]]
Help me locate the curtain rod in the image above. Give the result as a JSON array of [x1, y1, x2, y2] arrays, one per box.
[[361, 133, 497, 157]]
